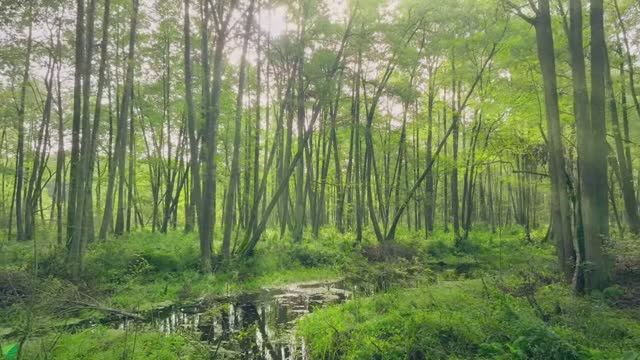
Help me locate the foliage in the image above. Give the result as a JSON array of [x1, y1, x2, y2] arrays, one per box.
[[298, 280, 640, 359], [19, 326, 200, 360]]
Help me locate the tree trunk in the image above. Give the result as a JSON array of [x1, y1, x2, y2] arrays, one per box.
[[15, 5, 34, 242], [183, 0, 199, 232], [532, 0, 574, 277], [222, 0, 255, 262], [604, 51, 640, 234], [583, 0, 610, 291], [67, 0, 85, 278], [99, 0, 138, 240]]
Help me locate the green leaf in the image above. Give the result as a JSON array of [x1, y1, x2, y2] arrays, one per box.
[[2, 343, 18, 360]]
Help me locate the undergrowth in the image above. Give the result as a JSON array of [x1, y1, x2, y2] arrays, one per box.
[[2, 226, 639, 359], [298, 280, 640, 359]]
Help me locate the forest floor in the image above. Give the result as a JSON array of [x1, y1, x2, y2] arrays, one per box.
[[1, 227, 639, 359]]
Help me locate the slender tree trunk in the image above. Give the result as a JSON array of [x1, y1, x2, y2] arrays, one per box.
[[293, 11, 307, 243], [450, 64, 461, 241], [354, 52, 363, 243], [565, 0, 589, 288], [67, 0, 85, 278], [125, 102, 135, 233], [443, 103, 449, 232], [222, 0, 254, 262], [619, 58, 633, 178], [332, 72, 345, 232], [76, 0, 97, 246], [613, 0, 640, 125], [252, 5, 262, 235], [83, 0, 111, 243], [15, 5, 34, 242], [54, 21, 65, 245], [100, 0, 138, 240], [605, 51, 640, 234], [201, 2, 234, 271], [184, 0, 200, 234], [425, 70, 435, 235]]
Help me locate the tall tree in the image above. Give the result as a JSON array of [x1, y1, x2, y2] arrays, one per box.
[[222, 0, 255, 262], [583, 0, 609, 291], [183, 0, 200, 234], [67, 0, 86, 278], [508, 0, 574, 277], [200, 0, 236, 271], [99, 0, 139, 240], [14, 3, 33, 242]]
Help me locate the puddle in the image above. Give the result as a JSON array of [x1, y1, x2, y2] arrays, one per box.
[[117, 281, 351, 359]]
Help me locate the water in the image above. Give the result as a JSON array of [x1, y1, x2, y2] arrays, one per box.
[[119, 281, 351, 359]]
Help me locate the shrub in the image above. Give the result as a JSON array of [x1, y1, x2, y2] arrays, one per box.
[[361, 241, 418, 262], [343, 257, 433, 293], [0, 270, 34, 307], [481, 326, 586, 360], [287, 242, 343, 268]]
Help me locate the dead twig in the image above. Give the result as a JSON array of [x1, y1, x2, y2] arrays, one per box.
[[69, 300, 144, 320]]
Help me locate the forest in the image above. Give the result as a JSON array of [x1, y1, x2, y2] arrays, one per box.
[[1, 0, 640, 358]]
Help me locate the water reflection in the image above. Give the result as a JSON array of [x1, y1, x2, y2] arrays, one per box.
[[140, 281, 350, 359]]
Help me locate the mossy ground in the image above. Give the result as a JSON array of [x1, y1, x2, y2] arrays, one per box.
[[298, 280, 640, 359], [298, 227, 640, 359], [1, 226, 639, 359]]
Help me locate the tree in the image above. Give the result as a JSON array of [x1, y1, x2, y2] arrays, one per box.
[[99, 0, 139, 241], [222, 0, 256, 262], [507, 0, 574, 278], [583, 0, 609, 290]]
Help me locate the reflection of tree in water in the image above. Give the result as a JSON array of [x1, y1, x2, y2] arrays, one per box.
[[238, 302, 280, 359], [130, 284, 348, 359], [221, 305, 230, 339]]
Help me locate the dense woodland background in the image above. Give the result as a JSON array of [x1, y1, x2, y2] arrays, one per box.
[[1, 0, 640, 358]]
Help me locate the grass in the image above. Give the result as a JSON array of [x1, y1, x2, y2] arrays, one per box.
[[296, 228, 640, 359], [90, 229, 347, 310], [18, 326, 199, 360], [298, 280, 640, 359], [0, 227, 348, 344], [2, 225, 640, 359]]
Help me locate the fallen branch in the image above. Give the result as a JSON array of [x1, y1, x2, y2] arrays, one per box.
[[70, 300, 144, 320]]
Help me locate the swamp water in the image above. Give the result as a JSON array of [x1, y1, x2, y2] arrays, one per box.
[[114, 281, 351, 359]]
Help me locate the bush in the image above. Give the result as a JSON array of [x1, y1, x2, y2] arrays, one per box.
[[361, 241, 418, 262], [481, 326, 586, 359], [288, 244, 341, 267], [0, 270, 34, 308], [343, 257, 433, 293], [82, 232, 200, 286], [426, 239, 453, 259]]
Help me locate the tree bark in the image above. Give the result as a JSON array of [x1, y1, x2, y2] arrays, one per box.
[[222, 0, 255, 262]]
